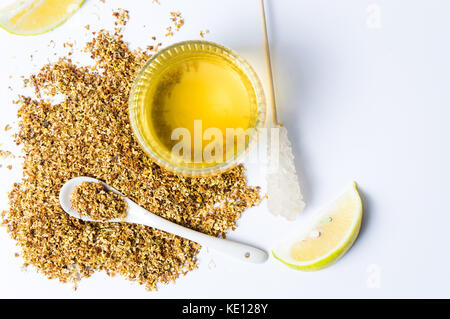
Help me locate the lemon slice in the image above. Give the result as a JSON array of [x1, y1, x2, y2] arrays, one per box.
[[272, 182, 363, 271], [0, 0, 84, 35]]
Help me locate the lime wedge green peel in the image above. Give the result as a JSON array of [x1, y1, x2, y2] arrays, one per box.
[[272, 182, 363, 271], [0, 0, 84, 36]]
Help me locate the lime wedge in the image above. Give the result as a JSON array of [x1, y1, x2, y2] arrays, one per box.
[[273, 182, 363, 271], [0, 0, 84, 36]]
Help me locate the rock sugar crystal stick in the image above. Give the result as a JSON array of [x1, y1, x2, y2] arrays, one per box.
[[267, 125, 305, 220], [260, 0, 305, 220]]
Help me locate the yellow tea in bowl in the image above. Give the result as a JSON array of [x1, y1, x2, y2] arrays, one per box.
[[129, 41, 266, 176]]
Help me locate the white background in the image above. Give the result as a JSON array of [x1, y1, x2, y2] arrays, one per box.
[[0, 0, 449, 298]]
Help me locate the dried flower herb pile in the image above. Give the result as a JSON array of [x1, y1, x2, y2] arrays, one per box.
[[1, 12, 261, 290]]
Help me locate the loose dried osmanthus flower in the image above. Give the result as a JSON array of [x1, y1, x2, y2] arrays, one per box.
[[71, 182, 128, 221], [1, 19, 261, 290]]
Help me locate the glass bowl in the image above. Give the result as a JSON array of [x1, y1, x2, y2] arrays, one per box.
[[129, 40, 266, 176]]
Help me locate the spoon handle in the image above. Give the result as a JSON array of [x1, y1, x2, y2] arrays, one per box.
[[126, 201, 268, 264]]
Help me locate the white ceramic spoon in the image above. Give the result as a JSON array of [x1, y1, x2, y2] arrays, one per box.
[[59, 177, 268, 264]]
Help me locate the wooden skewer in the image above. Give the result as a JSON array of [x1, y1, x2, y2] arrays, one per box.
[[259, 0, 278, 126]]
